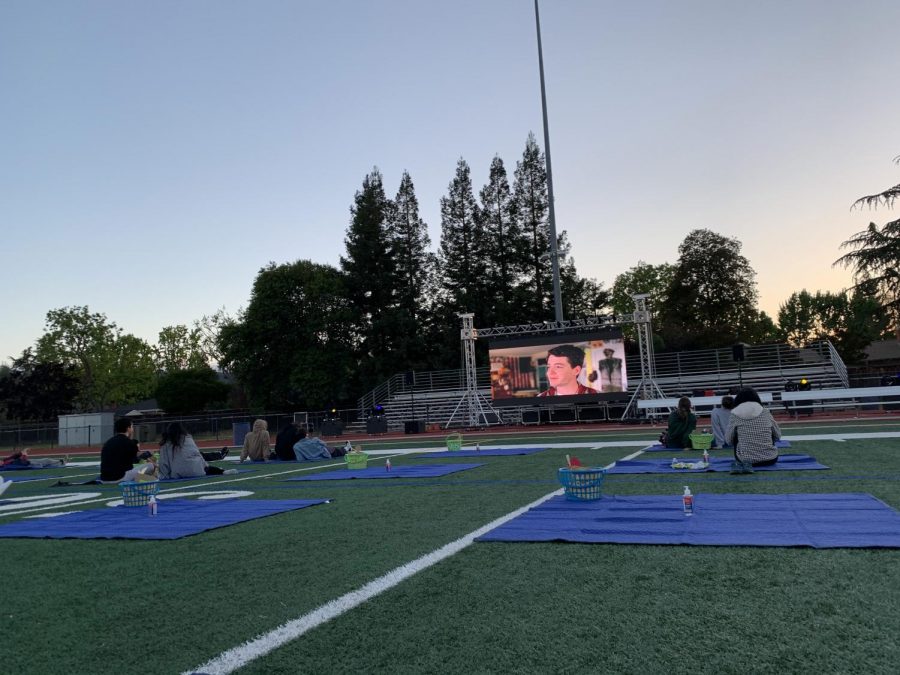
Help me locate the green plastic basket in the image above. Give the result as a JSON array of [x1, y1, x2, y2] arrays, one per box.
[[120, 480, 160, 507], [446, 433, 463, 451], [345, 452, 368, 470], [558, 467, 606, 501], [689, 433, 714, 450]]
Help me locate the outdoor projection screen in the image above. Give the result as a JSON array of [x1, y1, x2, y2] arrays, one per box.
[[488, 330, 628, 405]]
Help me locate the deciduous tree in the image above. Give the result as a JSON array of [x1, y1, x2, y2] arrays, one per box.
[[0, 349, 79, 421], [218, 260, 354, 410], [658, 230, 760, 350], [35, 306, 156, 410], [155, 325, 207, 372], [155, 367, 229, 415]]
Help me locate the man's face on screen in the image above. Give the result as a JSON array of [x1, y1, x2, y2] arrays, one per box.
[[546, 354, 580, 391]]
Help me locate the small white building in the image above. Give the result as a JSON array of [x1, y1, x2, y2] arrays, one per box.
[[58, 412, 114, 447]]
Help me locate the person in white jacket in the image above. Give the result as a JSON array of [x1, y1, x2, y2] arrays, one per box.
[[710, 395, 735, 448], [159, 423, 236, 479], [726, 388, 780, 468]]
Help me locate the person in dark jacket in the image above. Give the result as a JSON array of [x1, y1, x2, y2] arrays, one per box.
[[274, 423, 304, 461], [664, 397, 697, 448]]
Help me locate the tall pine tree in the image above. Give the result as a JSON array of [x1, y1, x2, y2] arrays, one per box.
[[340, 168, 396, 389], [513, 133, 551, 320], [386, 171, 435, 370], [479, 155, 523, 326], [438, 158, 488, 320]]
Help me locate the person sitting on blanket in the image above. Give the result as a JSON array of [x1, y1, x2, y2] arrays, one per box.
[[292, 429, 347, 462], [101, 418, 156, 482], [2, 449, 68, 469], [159, 422, 235, 479], [240, 419, 275, 462], [710, 395, 735, 448], [274, 422, 304, 461], [726, 387, 780, 469], [663, 397, 697, 448]]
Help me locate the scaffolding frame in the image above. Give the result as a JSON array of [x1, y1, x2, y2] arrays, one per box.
[[451, 296, 665, 428]]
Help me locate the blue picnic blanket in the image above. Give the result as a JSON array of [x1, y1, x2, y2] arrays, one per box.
[[607, 453, 827, 474], [286, 463, 485, 481], [644, 439, 792, 452], [420, 448, 545, 458], [0, 498, 328, 540], [477, 493, 900, 548]]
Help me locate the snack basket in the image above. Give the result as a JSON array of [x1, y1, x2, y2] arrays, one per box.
[[120, 480, 160, 507], [345, 452, 369, 470], [446, 433, 463, 451], [689, 433, 714, 450], [557, 467, 606, 502]]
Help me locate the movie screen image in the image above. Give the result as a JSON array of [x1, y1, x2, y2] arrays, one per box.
[[488, 331, 627, 402]]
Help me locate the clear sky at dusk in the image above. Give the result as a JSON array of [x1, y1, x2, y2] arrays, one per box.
[[2, 0, 899, 364]]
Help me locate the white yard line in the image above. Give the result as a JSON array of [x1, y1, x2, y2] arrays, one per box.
[[0, 458, 371, 519], [185, 433, 900, 673], [185, 451, 640, 675]]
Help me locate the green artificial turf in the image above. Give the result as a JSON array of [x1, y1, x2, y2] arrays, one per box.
[[1, 432, 899, 674]]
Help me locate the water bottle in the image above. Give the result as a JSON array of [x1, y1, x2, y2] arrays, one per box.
[[148, 495, 158, 516], [703, 449, 709, 465], [385, 458, 391, 472], [682, 486, 694, 516]]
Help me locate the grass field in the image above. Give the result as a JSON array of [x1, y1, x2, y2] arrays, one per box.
[[3, 421, 900, 674]]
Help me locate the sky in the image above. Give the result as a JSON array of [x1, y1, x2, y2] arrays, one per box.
[[2, 0, 899, 364]]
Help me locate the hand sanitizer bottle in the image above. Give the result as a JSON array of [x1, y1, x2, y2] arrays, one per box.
[[149, 495, 158, 516], [385, 458, 391, 472], [682, 486, 694, 516], [703, 449, 709, 465]]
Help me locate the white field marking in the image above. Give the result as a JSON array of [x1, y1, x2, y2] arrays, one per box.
[[834, 439, 847, 442], [66, 461, 101, 468], [27, 511, 81, 518], [0, 456, 388, 519], [15, 471, 99, 482], [105, 490, 255, 507], [0, 493, 102, 514], [186, 453, 632, 675], [785, 432, 900, 441]]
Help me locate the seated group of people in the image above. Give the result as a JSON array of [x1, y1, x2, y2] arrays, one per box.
[[100, 418, 232, 483], [242, 420, 348, 463], [663, 387, 781, 469], [98, 417, 349, 484]]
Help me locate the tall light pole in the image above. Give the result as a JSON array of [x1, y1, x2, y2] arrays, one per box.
[[534, 0, 564, 323]]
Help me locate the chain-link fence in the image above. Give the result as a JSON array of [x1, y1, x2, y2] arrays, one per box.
[[0, 407, 364, 450]]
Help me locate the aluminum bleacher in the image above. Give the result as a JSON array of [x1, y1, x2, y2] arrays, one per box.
[[355, 340, 853, 430]]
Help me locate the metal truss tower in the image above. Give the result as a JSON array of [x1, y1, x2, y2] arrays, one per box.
[[622, 294, 667, 419], [446, 313, 501, 428]]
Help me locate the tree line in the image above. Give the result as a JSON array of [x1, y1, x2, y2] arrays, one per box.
[[2, 148, 897, 421]]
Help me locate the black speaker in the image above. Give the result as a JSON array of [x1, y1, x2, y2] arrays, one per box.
[[404, 371, 415, 386], [321, 419, 343, 436], [521, 409, 540, 425], [732, 343, 748, 362], [404, 420, 425, 434], [366, 416, 387, 434]]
